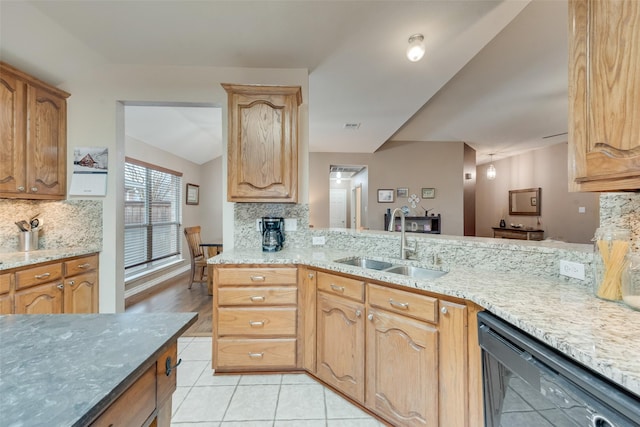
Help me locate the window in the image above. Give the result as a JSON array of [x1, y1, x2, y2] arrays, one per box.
[[124, 158, 182, 271]]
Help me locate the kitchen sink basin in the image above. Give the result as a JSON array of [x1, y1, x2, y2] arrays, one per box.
[[384, 265, 447, 280], [334, 257, 395, 271]]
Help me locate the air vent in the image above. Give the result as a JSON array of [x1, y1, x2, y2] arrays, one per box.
[[344, 123, 361, 130]]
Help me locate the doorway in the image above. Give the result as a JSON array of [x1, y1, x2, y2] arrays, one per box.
[[329, 165, 368, 230]]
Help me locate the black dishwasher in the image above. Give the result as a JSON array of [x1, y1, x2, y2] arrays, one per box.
[[478, 312, 640, 427]]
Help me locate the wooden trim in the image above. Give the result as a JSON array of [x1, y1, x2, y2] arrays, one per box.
[[0, 62, 70, 99], [125, 156, 183, 177]]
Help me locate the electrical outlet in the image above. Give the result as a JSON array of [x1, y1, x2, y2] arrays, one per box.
[[312, 236, 326, 245], [559, 260, 585, 280]]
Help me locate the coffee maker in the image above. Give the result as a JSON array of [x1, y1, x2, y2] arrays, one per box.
[[261, 217, 285, 252]]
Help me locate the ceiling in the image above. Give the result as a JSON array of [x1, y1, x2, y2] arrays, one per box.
[[1, 0, 568, 166]]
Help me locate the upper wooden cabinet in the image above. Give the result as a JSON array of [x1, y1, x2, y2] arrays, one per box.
[[0, 62, 69, 199], [568, 0, 640, 191], [222, 83, 302, 203]]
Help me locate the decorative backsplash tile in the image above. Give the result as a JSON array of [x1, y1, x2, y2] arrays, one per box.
[[234, 203, 311, 249], [0, 200, 102, 252]]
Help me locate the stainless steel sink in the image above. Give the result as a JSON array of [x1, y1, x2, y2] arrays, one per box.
[[384, 265, 447, 280], [334, 257, 395, 271]]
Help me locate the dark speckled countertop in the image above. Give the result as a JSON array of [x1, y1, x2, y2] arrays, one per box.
[[0, 313, 197, 427]]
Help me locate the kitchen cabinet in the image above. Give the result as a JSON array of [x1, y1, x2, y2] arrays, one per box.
[[0, 62, 70, 199], [0, 274, 11, 315], [492, 227, 543, 241], [4, 254, 99, 314], [213, 266, 299, 371], [222, 83, 302, 203], [299, 267, 317, 373], [568, 0, 640, 191], [63, 254, 99, 313], [316, 290, 366, 402]]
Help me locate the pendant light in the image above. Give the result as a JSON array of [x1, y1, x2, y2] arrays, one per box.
[[406, 34, 425, 62], [487, 154, 497, 180]]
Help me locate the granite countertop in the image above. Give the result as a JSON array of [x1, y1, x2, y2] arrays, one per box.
[[0, 247, 101, 271], [210, 247, 640, 398], [0, 312, 197, 427]]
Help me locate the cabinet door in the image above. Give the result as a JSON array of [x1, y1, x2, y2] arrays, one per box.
[[316, 292, 365, 402], [26, 85, 67, 198], [569, 0, 640, 191], [438, 301, 468, 427], [15, 282, 63, 314], [64, 271, 99, 313], [365, 307, 438, 427], [0, 70, 27, 195], [223, 84, 301, 203]]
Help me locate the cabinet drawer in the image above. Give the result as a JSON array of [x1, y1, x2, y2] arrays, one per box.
[[218, 286, 297, 306], [368, 283, 438, 324], [15, 263, 63, 290], [317, 272, 365, 302], [64, 254, 98, 276], [90, 366, 156, 427], [217, 267, 297, 286], [216, 338, 296, 368], [0, 273, 10, 295], [156, 342, 178, 405], [218, 307, 297, 336]]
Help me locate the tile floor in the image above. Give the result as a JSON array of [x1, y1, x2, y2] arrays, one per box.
[[173, 336, 385, 427]]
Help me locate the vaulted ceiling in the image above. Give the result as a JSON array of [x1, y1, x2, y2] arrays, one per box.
[[1, 0, 568, 165]]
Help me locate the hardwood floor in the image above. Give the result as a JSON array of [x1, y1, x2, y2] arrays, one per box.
[[125, 271, 212, 337]]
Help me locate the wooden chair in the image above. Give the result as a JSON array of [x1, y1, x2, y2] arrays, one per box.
[[183, 226, 222, 292]]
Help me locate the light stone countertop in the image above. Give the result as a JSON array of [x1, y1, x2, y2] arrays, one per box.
[[0, 247, 101, 271], [210, 247, 640, 399]]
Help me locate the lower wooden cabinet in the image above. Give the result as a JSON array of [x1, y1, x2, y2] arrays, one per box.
[[2, 253, 99, 314], [316, 292, 365, 402], [365, 307, 438, 427], [15, 281, 63, 314]]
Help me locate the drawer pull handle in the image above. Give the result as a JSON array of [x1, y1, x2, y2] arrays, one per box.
[[250, 275, 265, 282], [389, 299, 409, 310], [250, 296, 265, 302], [249, 320, 265, 327], [330, 284, 345, 293], [165, 356, 182, 376], [248, 352, 264, 359], [35, 273, 51, 280], [77, 263, 91, 269]]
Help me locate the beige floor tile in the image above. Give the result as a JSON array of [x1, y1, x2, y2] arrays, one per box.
[[327, 419, 383, 426], [276, 383, 326, 420], [196, 372, 241, 387], [171, 386, 191, 416], [224, 384, 280, 421], [172, 385, 235, 422], [281, 373, 318, 384], [238, 374, 282, 385], [274, 420, 326, 427], [179, 340, 213, 361], [177, 360, 209, 387], [325, 389, 371, 419]]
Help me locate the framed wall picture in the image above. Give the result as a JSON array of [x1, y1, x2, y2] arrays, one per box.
[[422, 188, 435, 199], [377, 189, 394, 203], [186, 183, 200, 205], [397, 188, 409, 198]]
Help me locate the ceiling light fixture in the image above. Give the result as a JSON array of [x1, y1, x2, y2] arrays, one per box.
[[487, 154, 497, 180], [406, 34, 425, 62]]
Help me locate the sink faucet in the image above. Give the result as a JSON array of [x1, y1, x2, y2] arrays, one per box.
[[387, 208, 416, 260]]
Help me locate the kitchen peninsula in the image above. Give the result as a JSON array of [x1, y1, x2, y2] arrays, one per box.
[[209, 230, 640, 426], [0, 312, 197, 426]]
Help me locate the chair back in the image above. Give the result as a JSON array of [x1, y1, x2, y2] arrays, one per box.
[[184, 226, 204, 260]]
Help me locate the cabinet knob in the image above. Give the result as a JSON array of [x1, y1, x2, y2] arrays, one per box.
[[17, 186, 25, 192], [308, 273, 314, 279], [367, 314, 374, 321], [31, 187, 38, 192], [68, 280, 75, 286], [441, 307, 448, 314], [56, 284, 64, 290], [355, 310, 362, 318]]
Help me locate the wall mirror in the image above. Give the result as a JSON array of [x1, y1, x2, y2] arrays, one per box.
[[509, 187, 541, 216]]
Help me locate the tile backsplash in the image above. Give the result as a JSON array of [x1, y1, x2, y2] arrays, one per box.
[[0, 200, 102, 252]]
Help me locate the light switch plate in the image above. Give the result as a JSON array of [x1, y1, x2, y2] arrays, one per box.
[[559, 260, 585, 280]]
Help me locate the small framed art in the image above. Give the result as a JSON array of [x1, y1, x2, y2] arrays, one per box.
[[421, 188, 435, 199], [377, 189, 394, 203], [186, 183, 200, 205], [397, 188, 409, 198]]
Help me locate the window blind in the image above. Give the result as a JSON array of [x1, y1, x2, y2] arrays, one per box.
[[124, 158, 182, 270]]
